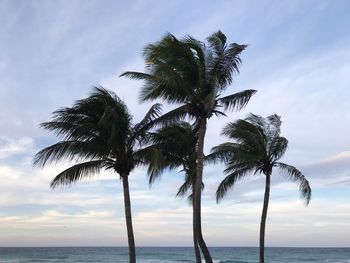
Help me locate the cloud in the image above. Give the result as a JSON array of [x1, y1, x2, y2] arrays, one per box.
[[299, 151, 350, 186], [0, 137, 34, 159], [305, 151, 350, 171]]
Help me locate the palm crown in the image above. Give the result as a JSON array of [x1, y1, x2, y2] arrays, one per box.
[[210, 113, 311, 203], [144, 122, 202, 200], [33, 87, 162, 185], [121, 30, 256, 121]]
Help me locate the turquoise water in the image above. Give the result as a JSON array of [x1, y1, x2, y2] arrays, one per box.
[[0, 247, 349, 262]]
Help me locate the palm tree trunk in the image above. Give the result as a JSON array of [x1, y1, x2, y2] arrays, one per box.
[[194, 117, 213, 263], [259, 171, 271, 263], [122, 175, 136, 263], [197, 208, 211, 262], [193, 210, 202, 262], [193, 189, 202, 263]]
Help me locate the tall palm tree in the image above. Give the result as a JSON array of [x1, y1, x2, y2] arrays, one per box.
[[143, 122, 202, 262], [121, 31, 256, 263], [209, 114, 312, 263], [33, 87, 161, 263]]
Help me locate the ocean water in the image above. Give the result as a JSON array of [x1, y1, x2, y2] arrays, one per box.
[[0, 247, 349, 263]]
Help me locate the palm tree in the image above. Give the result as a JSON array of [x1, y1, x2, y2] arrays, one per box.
[[143, 122, 202, 262], [33, 87, 162, 263], [121, 30, 256, 263], [209, 114, 312, 263]]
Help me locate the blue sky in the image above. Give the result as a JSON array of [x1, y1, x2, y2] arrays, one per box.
[[0, 0, 350, 247]]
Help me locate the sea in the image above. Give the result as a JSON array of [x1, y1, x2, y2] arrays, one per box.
[[0, 247, 349, 263]]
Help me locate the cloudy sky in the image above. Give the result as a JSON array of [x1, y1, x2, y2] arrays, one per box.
[[0, 0, 349, 247]]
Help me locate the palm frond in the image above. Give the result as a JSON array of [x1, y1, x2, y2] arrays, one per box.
[[276, 162, 312, 205], [222, 43, 247, 77], [182, 35, 206, 66], [153, 105, 191, 126], [216, 167, 254, 202], [176, 171, 204, 203], [134, 146, 171, 184], [268, 136, 288, 162], [176, 177, 193, 198], [40, 112, 98, 141], [207, 31, 247, 89], [207, 30, 227, 55], [206, 142, 241, 164], [222, 119, 267, 158], [140, 71, 193, 103], [131, 103, 162, 144], [218, 89, 256, 111], [50, 160, 106, 188], [223, 161, 259, 176], [119, 71, 155, 81], [33, 140, 107, 167], [265, 114, 282, 149], [135, 103, 162, 131], [244, 113, 266, 129]]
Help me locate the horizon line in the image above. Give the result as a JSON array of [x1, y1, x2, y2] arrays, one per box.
[[1, 246, 349, 248]]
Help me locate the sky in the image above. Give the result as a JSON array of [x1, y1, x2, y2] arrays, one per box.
[[0, 0, 350, 247]]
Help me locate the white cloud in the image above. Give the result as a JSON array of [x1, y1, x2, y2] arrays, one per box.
[[0, 137, 34, 159]]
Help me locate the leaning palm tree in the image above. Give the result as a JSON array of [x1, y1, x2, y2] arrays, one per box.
[[143, 122, 202, 262], [33, 87, 161, 263], [209, 114, 311, 263], [121, 30, 256, 263]]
